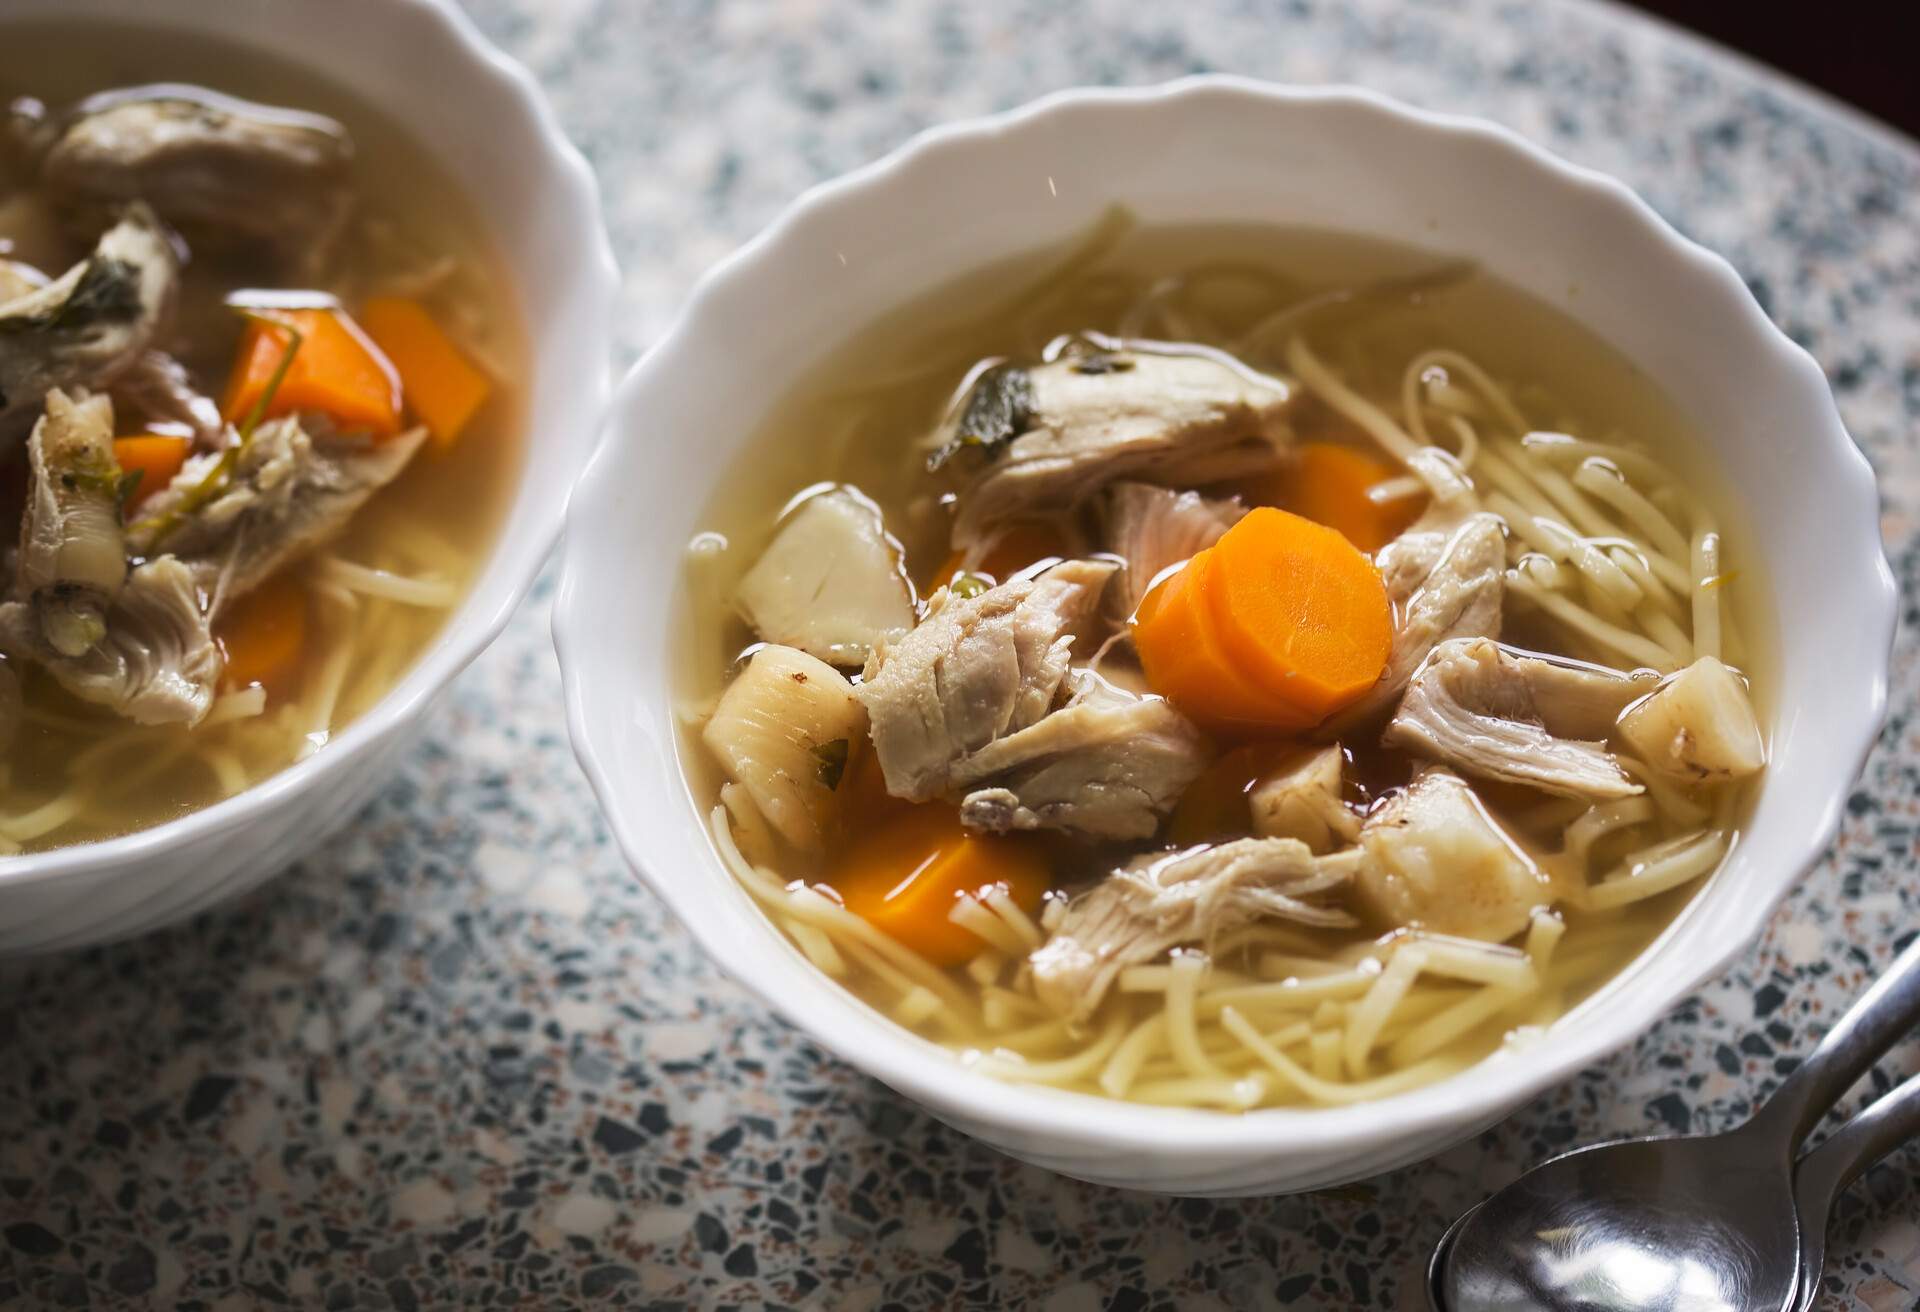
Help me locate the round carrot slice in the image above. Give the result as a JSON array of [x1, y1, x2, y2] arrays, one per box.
[[1133, 548, 1317, 734], [1205, 507, 1392, 722]]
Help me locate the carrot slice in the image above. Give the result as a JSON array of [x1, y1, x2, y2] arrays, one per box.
[[1132, 547, 1317, 734], [216, 572, 309, 693], [221, 307, 403, 439], [358, 297, 493, 450], [827, 804, 1051, 967], [112, 435, 190, 510], [1205, 507, 1393, 721], [926, 519, 1070, 592], [1282, 443, 1425, 553]]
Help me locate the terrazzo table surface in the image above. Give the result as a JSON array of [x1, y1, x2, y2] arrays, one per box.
[[6, 0, 1920, 1307]]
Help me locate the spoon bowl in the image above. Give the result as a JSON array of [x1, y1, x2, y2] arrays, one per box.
[[1433, 936, 1920, 1312], [1441, 1131, 1796, 1312]]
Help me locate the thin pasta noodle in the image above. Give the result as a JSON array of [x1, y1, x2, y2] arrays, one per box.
[[1692, 520, 1723, 661]]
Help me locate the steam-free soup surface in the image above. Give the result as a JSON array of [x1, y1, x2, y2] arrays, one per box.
[[0, 23, 524, 850], [680, 213, 1768, 1111]]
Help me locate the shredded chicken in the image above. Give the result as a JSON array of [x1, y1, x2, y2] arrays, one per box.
[[39, 85, 354, 273], [1353, 769, 1549, 942], [0, 204, 176, 439], [111, 349, 225, 449], [1029, 837, 1359, 1022], [1101, 481, 1245, 614], [12, 388, 126, 656], [127, 414, 426, 613], [947, 344, 1291, 549], [954, 671, 1210, 840], [1325, 510, 1506, 731], [856, 559, 1115, 800], [1385, 637, 1646, 800], [0, 556, 220, 725]]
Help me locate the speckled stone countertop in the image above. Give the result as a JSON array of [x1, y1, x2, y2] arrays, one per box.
[[5, 1, 1919, 1308]]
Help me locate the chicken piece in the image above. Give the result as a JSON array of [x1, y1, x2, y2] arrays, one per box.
[[1325, 511, 1506, 731], [39, 85, 354, 273], [1354, 770, 1548, 942], [0, 257, 44, 302], [13, 389, 126, 656], [127, 415, 425, 613], [1101, 481, 1245, 614], [855, 559, 1115, 800], [1029, 837, 1359, 1021], [111, 349, 224, 449], [955, 671, 1210, 840], [0, 556, 221, 725], [1385, 637, 1647, 800], [1617, 656, 1765, 785], [733, 486, 914, 667], [946, 343, 1291, 550], [1249, 745, 1360, 854], [0, 205, 176, 439], [702, 644, 867, 853]]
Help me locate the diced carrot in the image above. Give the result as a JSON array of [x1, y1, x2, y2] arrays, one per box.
[[221, 307, 402, 439], [1132, 546, 1318, 734], [112, 435, 190, 509], [1235, 442, 1427, 554], [1280, 443, 1426, 553], [826, 804, 1051, 967], [358, 296, 493, 450], [1168, 742, 1306, 846], [926, 519, 1070, 592], [1206, 507, 1393, 721], [1133, 508, 1392, 732], [216, 572, 309, 693]]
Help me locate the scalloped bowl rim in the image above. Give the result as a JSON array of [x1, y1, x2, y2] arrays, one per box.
[[0, 0, 618, 893], [557, 77, 1894, 1164]]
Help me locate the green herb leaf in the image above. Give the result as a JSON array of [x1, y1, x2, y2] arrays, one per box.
[[132, 304, 306, 547], [114, 470, 144, 514], [813, 738, 849, 791], [948, 572, 992, 599], [1070, 350, 1135, 375], [928, 364, 1035, 470]]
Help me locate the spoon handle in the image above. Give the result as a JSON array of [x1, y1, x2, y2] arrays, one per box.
[[1750, 935, 1920, 1147], [1792, 1070, 1920, 1312]]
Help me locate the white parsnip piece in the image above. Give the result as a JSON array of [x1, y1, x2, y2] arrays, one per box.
[[734, 486, 913, 667], [1617, 656, 1765, 785], [702, 644, 866, 853]]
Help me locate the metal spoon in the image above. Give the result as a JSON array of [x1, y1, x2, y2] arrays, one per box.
[[1789, 1069, 1920, 1312], [1431, 934, 1920, 1312], [1428, 1072, 1920, 1312]]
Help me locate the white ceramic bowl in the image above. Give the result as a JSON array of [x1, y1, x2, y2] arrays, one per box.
[[0, 0, 617, 953], [557, 78, 1895, 1194]]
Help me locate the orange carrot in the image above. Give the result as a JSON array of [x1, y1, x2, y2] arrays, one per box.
[[926, 520, 1070, 592], [1133, 547, 1316, 733], [1134, 508, 1391, 732], [216, 572, 309, 693], [358, 296, 493, 450], [112, 435, 190, 509], [827, 804, 1051, 966], [221, 307, 402, 439], [1235, 442, 1426, 553], [1282, 443, 1425, 553], [1206, 507, 1393, 720]]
